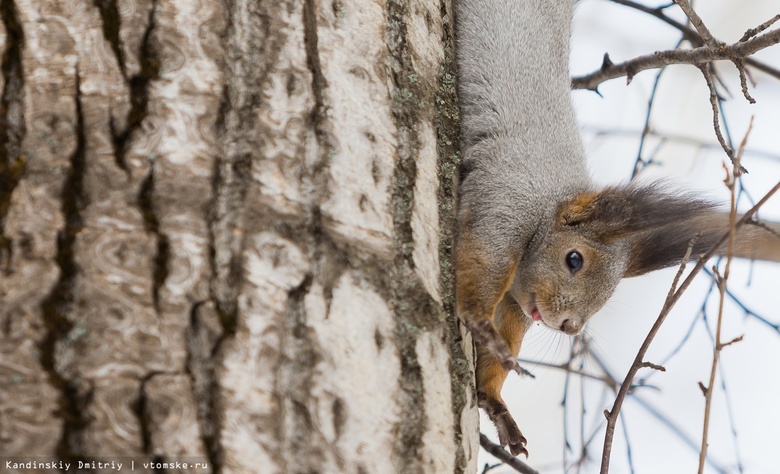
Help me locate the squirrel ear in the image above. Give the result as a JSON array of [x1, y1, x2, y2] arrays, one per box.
[[557, 191, 632, 230]]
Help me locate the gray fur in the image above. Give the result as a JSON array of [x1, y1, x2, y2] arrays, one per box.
[[456, 0, 589, 259]]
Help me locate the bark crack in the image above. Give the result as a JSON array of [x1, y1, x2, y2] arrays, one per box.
[[302, 0, 328, 141], [138, 161, 169, 314], [111, 0, 158, 173], [92, 0, 126, 78], [279, 274, 327, 473], [135, 373, 166, 473], [209, 87, 247, 332], [126, 1, 166, 311], [210, 0, 270, 332], [184, 301, 224, 473], [301, 0, 340, 310], [39, 70, 89, 459], [0, 0, 26, 271]]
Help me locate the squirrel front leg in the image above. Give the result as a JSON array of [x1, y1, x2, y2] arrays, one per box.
[[476, 294, 531, 457], [456, 228, 523, 373]]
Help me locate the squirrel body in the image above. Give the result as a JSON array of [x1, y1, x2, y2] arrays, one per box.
[[454, 0, 775, 457]]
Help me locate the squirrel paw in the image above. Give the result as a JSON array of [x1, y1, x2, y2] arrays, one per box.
[[479, 393, 528, 458], [466, 320, 534, 377]]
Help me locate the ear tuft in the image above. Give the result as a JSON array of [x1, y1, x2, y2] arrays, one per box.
[[559, 184, 720, 254], [560, 184, 717, 230], [559, 192, 599, 225], [557, 190, 634, 233]]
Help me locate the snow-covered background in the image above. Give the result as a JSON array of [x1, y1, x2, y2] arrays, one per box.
[[478, 1, 780, 472]]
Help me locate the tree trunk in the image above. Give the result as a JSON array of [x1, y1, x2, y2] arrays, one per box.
[[0, 0, 476, 473]]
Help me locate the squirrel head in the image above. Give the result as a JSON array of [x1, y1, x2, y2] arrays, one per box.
[[513, 185, 721, 335]]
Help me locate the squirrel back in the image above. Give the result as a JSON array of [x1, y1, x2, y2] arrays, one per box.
[[456, 0, 591, 303]]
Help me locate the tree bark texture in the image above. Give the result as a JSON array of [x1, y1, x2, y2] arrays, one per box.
[[0, 0, 475, 473]]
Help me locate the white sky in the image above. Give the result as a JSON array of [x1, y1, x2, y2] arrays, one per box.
[[478, 1, 780, 473]]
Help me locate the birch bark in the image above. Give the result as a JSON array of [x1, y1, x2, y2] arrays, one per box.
[[0, 1, 476, 472]]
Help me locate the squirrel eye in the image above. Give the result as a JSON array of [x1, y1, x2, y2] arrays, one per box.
[[565, 251, 583, 273]]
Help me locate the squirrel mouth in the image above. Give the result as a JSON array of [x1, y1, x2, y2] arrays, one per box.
[[527, 296, 543, 322]]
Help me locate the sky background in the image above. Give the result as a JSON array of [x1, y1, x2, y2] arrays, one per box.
[[478, 0, 780, 472]]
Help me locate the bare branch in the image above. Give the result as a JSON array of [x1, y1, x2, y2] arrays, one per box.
[[517, 357, 619, 390], [481, 462, 503, 474], [600, 181, 780, 474], [479, 434, 540, 474], [699, 66, 747, 172], [740, 13, 780, 42], [572, 16, 780, 90], [602, 0, 780, 81], [672, 0, 721, 48], [583, 342, 732, 472], [698, 117, 752, 473], [733, 58, 757, 104], [720, 334, 744, 348], [639, 361, 666, 372], [631, 37, 685, 178], [749, 219, 780, 241]]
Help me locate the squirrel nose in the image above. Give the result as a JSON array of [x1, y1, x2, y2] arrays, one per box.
[[561, 319, 579, 335]]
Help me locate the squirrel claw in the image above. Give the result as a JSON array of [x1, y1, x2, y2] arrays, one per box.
[[512, 445, 529, 458], [479, 393, 529, 458], [506, 359, 535, 378], [497, 412, 527, 457]]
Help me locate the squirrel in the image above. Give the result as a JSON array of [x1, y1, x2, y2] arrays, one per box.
[[454, 0, 778, 458]]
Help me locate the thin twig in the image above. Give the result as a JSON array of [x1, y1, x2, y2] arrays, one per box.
[[479, 434, 540, 474], [631, 38, 685, 178], [721, 335, 744, 348], [733, 58, 757, 103], [517, 357, 618, 389], [696, 279, 747, 473], [600, 181, 780, 474], [740, 13, 780, 42], [639, 361, 666, 371], [562, 337, 577, 471], [698, 117, 752, 473], [748, 219, 780, 242], [606, 0, 709, 44], [583, 343, 730, 473], [672, 0, 721, 48], [699, 66, 748, 172], [702, 267, 780, 334], [481, 462, 503, 474], [535, 337, 728, 471], [572, 20, 780, 90]]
